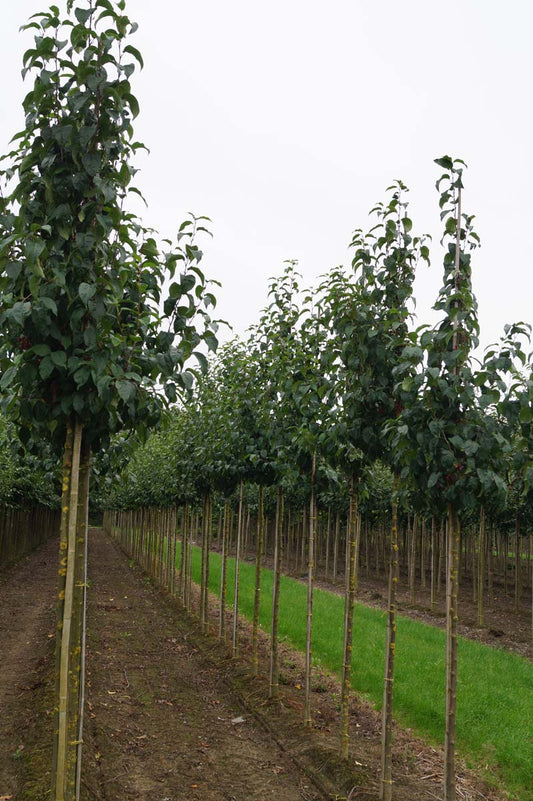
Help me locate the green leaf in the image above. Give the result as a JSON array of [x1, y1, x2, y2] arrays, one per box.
[[434, 155, 453, 170], [519, 405, 532, 424], [428, 472, 440, 489], [79, 282, 96, 305], [0, 366, 18, 390], [25, 238, 46, 264], [124, 93, 139, 118], [193, 351, 208, 372], [40, 297, 58, 314], [74, 7, 92, 24], [50, 351, 67, 368], [123, 45, 144, 70], [74, 366, 91, 387], [445, 217, 456, 235], [39, 356, 54, 379], [116, 379, 135, 403], [82, 151, 101, 177], [32, 344, 50, 357]]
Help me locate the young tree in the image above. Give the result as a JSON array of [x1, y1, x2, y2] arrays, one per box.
[[0, 2, 217, 797], [389, 157, 508, 801]]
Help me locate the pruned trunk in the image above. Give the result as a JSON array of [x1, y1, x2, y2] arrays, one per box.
[[444, 504, 460, 801], [219, 501, 230, 640], [477, 506, 486, 626], [380, 477, 399, 801], [340, 475, 359, 756], [232, 482, 244, 657], [252, 484, 264, 674], [269, 487, 284, 698], [53, 419, 85, 801], [304, 453, 317, 728]]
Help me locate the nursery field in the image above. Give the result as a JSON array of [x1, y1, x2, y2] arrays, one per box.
[[183, 545, 532, 800]]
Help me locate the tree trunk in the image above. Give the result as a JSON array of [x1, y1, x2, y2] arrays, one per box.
[[269, 487, 284, 698], [380, 477, 399, 801], [252, 484, 264, 674], [219, 501, 230, 640], [333, 511, 340, 583], [304, 453, 317, 728], [515, 516, 521, 610], [409, 515, 418, 603], [430, 516, 437, 612], [74, 438, 91, 800], [477, 507, 486, 626], [53, 419, 86, 801], [232, 482, 244, 657], [340, 476, 358, 757], [444, 504, 460, 801]]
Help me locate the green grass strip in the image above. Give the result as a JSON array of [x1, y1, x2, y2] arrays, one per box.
[[178, 544, 532, 799]]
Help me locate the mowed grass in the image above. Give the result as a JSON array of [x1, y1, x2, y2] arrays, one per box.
[[176, 545, 532, 799]]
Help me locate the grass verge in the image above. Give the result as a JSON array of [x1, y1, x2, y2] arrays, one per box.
[[175, 544, 531, 800]]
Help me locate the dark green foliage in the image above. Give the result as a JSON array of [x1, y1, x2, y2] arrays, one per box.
[[0, 0, 218, 453]]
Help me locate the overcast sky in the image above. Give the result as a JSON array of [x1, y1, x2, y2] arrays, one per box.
[[1, 1, 532, 354]]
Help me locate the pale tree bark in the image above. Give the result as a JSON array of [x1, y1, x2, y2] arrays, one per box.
[[269, 488, 284, 698], [477, 506, 486, 626], [304, 452, 317, 728], [340, 476, 359, 757], [380, 478, 399, 801], [232, 482, 244, 657], [444, 504, 460, 801], [53, 419, 84, 801], [219, 501, 230, 640], [252, 485, 264, 674]]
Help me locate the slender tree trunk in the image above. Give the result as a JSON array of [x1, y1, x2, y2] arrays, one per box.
[[380, 477, 399, 801], [515, 516, 521, 610], [74, 439, 91, 800], [409, 514, 418, 603], [420, 518, 427, 590], [325, 507, 331, 581], [252, 484, 264, 674], [269, 487, 284, 698], [304, 453, 317, 728], [219, 501, 230, 640], [52, 420, 74, 788], [444, 504, 460, 801], [477, 506, 486, 626], [430, 516, 437, 612], [203, 493, 212, 631], [53, 419, 84, 801], [333, 511, 340, 583], [340, 475, 358, 756], [232, 482, 244, 657]]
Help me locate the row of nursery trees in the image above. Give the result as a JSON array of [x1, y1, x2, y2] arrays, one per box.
[[0, 413, 61, 565], [104, 162, 533, 801], [0, 1, 531, 799]]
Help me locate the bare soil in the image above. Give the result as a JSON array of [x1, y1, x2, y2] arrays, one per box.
[[0, 530, 524, 800], [0, 535, 58, 799]]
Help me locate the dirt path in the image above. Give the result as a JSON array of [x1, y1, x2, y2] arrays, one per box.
[[82, 530, 331, 801], [0, 536, 58, 798]]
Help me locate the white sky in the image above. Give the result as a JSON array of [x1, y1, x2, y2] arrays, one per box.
[[1, 1, 532, 353]]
